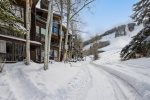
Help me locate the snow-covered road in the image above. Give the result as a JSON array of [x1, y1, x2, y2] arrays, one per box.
[[87, 62, 143, 100]]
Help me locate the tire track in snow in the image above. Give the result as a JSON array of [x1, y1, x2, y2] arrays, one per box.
[[90, 63, 144, 100], [114, 63, 150, 78], [86, 65, 120, 100]]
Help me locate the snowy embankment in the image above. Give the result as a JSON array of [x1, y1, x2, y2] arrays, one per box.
[[0, 62, 92, 100]]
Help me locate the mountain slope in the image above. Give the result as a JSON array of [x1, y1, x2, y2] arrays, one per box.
[[83, 23, 143, 57]]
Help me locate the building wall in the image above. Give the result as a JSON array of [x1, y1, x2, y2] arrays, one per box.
[[0, 3, 41, 62], [0, 20, 26, 62]]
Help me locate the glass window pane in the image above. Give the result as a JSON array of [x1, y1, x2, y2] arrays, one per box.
[[41, 28, 46, 35], [61, 31, 65, 37], [53, 27, 59, 35], [54, 50, 58, 58], [53, 20, 59, 27], [36, 26, 39, 34]]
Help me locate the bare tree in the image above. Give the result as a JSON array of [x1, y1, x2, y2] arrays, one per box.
[[47, 0, 54, 63], [25, 0, 31, 65], [63, 0, 71, 61], [58, 0, 64, 61], [44, 0, 54, 70], [63, 0, 95, 61]]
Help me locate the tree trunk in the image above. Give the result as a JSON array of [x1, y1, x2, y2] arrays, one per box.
[[58, 0, 63, 61], [47, 0, 54, 63], [44, 0, 53, 70], [69, 21, 75, 59], [25, 0, 31, 65], [63, 0, 71, 61]]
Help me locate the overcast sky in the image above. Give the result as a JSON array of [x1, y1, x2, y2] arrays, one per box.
[[80, 0, 138, 40]]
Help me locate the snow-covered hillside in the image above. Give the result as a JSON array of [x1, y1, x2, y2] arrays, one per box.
[[83, 24, 143, 51], [100, 24, 143, 51]]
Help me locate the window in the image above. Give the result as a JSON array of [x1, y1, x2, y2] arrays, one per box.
[[52, 20, 59, 35], [6, 42, 12, 53], [52, 27, 59, 35], [49, 50, 54, 58], [54, 50, 58, 58], [36, 26, 40, 35], [41, 28, 46, 35], [53, 20, 59, 26], [61, 31, 65, 37], [0, 40, 6, 53]]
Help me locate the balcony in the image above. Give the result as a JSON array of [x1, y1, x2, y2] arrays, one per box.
[[0, 27, 25, 39], [51, 42, 59, 48]]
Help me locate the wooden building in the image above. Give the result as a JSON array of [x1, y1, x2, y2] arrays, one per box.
[[0, 0, 72, 62], [36, 7, 71, 61], [35, 0, 72, 62], [0, 0, 41, 62]]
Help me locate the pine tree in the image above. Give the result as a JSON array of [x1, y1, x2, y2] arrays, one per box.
[[120, 27, 150, 60], [131, 0, 150, 25], [0, 0, 22, 32], [120, 0, 150, 60]]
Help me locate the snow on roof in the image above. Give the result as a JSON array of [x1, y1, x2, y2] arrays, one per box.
[[0, 34, 42, 45]]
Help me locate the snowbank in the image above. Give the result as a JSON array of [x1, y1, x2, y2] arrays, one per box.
[[0, 62, 92, 100]]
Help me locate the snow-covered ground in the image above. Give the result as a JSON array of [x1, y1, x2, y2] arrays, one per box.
[[1, 24, 150, 100], [1, 57, 150, 100]]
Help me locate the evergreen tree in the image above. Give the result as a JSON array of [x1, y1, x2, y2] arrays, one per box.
[[120, 27, 150, 60], [0, 0, 22, 32], [120, 0, 150, 60], [131, 0, 150, 25]]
